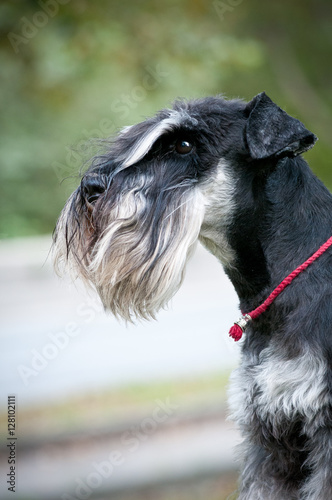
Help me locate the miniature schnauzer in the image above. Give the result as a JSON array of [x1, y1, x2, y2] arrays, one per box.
[[53, 92, 332, 499]]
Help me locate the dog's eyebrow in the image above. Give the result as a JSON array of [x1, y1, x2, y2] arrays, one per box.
[[121, 111, 196, 168]]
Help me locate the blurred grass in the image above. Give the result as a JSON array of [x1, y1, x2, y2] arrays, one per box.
[[94, 473, 239, 500], [0, 0, 332, 238], [0, 370, 231, 439]]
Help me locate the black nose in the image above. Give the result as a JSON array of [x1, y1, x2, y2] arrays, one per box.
[[81, 175, 107, 204]]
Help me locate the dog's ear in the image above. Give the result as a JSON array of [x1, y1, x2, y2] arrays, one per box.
[[245, 92, 317, 160]]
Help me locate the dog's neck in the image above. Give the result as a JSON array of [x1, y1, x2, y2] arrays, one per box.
[[221, 156, 332, 312]]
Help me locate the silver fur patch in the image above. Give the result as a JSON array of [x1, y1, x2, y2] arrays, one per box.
[[199, 161, 236, 268], [229, 346, 329, 429]]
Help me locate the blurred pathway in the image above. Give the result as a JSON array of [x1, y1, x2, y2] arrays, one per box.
[[0, 405, 240, 500], [0, 236, 240, 407]]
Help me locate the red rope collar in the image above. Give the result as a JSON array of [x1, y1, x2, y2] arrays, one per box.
[[229, 235, 332, 341]]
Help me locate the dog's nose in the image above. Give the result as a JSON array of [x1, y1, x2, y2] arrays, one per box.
[[81, 175, 106, 204]]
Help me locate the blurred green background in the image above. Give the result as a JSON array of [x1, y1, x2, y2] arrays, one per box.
[[1, 0, 332, 239]]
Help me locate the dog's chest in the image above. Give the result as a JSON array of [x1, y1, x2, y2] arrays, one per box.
[[228, 346, 328, 439]]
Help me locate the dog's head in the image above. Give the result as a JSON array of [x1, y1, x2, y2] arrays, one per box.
[[53, 92, 316, 320]]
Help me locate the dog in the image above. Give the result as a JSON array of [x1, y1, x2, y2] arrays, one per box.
[[53, 92, 332, 499]]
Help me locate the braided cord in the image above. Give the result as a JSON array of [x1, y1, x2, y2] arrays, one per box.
[[249, 236, 332, 320], [229, 236, 332, 341]]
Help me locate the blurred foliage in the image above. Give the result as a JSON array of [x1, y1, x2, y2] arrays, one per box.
[[0, 0, 331, 237]]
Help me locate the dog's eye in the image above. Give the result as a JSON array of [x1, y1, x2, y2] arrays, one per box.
[[175, 139, 193, 155]]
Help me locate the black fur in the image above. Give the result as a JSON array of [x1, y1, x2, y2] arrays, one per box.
[[54, 92, 332, 499]]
